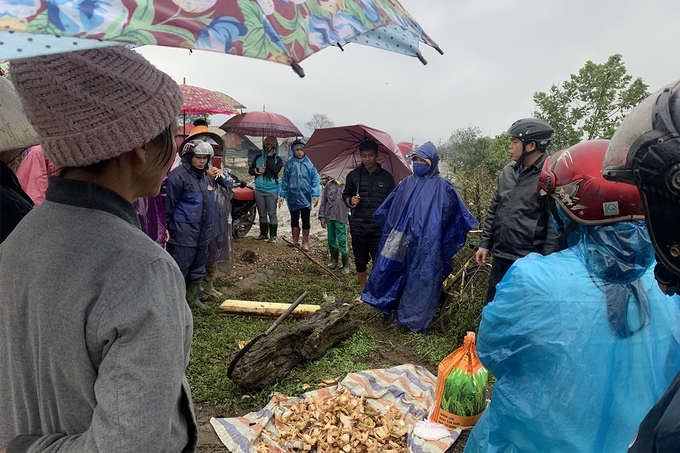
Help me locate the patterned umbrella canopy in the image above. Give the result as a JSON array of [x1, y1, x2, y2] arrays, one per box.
[[0, 0, 442, 77], [179, 84, 239, 115], [220, 112, 302, 138], [214, 92, 246, 111]]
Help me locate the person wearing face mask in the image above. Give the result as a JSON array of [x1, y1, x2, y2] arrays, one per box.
[[360, 142, 477, 332], [465, 140, 680, 453]]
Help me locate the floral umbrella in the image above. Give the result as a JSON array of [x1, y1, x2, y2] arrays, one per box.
[[220, 111, 302, 138], [214, 91, 246, 111], [304, 124, 412, 184], [0, 0, 443, 77], [179, 84, 239, 115]]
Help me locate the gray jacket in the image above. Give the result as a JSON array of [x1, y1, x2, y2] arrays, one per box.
[[318, 180, 349, 224], [0, 177, 197, 452], [479, 153, 558, 260]]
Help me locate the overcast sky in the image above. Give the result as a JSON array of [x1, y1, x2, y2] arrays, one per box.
[[136, 0, 680, 148]]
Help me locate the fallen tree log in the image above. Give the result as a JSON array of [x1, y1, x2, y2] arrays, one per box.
[[227, 298, 360, 389], [218, 299, 320, 318]]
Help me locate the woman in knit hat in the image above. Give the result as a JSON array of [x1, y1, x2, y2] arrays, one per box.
[[248, 136, 283, 242], [0, 47, 197, 452]]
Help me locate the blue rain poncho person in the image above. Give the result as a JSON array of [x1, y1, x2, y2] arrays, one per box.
[[361, 141, 477, 332], [278, 139, 321, 251], [465, 141, 680, 453]]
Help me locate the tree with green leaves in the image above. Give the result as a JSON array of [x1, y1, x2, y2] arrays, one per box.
[[440, 126, 510, 176], [304, 113, 335, 133], [533, 54, 649, 151]]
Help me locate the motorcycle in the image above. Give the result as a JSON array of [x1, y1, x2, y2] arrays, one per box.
[[229, 172, 257, 238]]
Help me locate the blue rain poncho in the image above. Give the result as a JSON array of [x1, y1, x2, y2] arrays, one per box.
[[465, 218, 680, 453], [279, 154, 321, 211], [361, 142, 478, 332]]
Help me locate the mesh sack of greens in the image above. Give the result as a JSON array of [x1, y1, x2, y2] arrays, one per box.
[[431, 332, 488, 428]]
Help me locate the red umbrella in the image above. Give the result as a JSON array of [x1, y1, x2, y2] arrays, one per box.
[[397, 141, 414, 157], [304, 124, 412, 184], [219, 111, 302, 138], [179, 84, 239, 115]]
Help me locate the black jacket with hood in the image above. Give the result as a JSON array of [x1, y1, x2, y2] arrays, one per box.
[[479, 152, 558, 260]]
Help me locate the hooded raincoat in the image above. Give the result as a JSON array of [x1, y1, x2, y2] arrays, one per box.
[[465, 218, 680, 453], [164, 151, 215, 248], [279, 154, 321, 211], [361, 142, 478, 332]]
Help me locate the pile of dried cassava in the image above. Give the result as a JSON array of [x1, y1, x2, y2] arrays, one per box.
[[257, 386, 409, 453]]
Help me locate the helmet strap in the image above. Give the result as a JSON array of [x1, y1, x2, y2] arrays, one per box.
[[548, 197, 577, 251], [518, 141, 540, 165]]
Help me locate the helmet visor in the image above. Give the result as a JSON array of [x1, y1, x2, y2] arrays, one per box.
[[603, 80, 679, 184]]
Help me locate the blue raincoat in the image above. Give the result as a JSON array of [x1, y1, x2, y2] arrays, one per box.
[[361, 142, 477, 332], [279, 154, 321, 211], [465, 217, 680, 453], [164, 152, 215, 248]]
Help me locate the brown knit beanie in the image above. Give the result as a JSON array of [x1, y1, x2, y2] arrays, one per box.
[[10, 46, 184, 168]]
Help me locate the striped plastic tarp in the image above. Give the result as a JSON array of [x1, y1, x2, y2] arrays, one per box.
[[211, 364, 460, 453]]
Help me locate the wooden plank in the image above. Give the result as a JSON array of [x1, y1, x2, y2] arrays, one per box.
[[218, 299, 320, 318]]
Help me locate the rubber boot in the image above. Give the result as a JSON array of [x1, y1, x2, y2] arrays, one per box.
[[202, 261, 223, 298], [341, 253, 350, 275], [287, 227, 301, 248], [268, 224, 278, 243], [255, 222, 269, 240], [357, 271, 369, 293], [186, 280, 209, 311], [301, 229, 310, 252], [328, 247, 339, 269]]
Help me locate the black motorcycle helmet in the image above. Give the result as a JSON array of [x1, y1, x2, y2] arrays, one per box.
[[602, 79, 680, 294], [505, 118, 554, 163]]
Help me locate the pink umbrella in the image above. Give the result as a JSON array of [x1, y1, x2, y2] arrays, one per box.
[[397, 141, 414, 157], [219, 111, 302, 138], [179, 84, 239, 115], [304, 124, 412, 184]]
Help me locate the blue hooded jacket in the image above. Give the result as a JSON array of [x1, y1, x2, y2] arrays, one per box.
[[465, 217, 680, 453], [279, 153, 321, 211], [361, 142, 478, 332], [164, 151, 215, 247]]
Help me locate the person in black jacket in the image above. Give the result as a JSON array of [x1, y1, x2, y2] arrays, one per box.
[[602, 78, 680, 453], [475, 118, 558, 303], [342, 140, 395, 292]]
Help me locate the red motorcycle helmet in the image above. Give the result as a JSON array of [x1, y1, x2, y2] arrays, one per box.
[[538, 140, 644, 225]]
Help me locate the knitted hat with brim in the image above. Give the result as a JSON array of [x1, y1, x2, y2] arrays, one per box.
[[10, 46, 184, 168]]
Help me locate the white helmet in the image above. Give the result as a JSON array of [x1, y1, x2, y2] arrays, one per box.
[[182, 140, 214, 157]]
